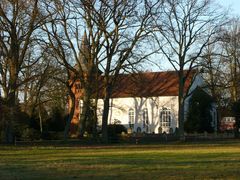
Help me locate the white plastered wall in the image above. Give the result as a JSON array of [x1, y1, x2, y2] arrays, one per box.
[[97, 96, 179, 133], [79, 73, 212, 134]]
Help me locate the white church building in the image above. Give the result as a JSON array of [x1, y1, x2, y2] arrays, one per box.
[[93, 70, 215, 134], [69, 33, 217, 135], [70, 70, 217, 136]]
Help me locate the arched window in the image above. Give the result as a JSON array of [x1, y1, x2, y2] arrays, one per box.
[[159, 107, 171, 127], [128, 108, 134, 129], [142, 108, 148, 128]]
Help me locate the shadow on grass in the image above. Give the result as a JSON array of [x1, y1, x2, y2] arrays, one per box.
[[0, 141, 240, 179]]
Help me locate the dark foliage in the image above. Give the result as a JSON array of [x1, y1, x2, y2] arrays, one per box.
[[29, 115, 41, 130], [85, 109, 95, 134], [232, 100, 240, 137], [47, 107, 66, 132], [185, 88, 214, 133], [14, 111, 30, 138], [107, 124, 127, 142], [0, 99, 40, 142]]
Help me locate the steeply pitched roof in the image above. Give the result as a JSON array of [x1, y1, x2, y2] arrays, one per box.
[[108, 70, 196, 98], [77, 31, 90, 72], [74, 31, 102, 75]]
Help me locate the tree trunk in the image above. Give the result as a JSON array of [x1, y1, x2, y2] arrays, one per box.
[[92, 99, 98, 139], [4, 107, 14, 143], [5, 77, 17, 143], [79, 89, 91, 137], [178, 71, 185, 141], [102, 90, 110, 143], [91, 72, 100, 140], [38, 104, 43, 134], [64, 88, 75, 140]]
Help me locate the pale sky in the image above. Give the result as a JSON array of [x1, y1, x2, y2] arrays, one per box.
[[151, 1, 240, 72], [218, 0, 240, 16]]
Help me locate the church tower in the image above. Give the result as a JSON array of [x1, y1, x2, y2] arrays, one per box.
[[69, 31, 91, 137], [69, 31, 101, 137]]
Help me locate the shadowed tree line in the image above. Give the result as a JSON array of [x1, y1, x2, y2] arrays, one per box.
[[0, 0, 240, 143]]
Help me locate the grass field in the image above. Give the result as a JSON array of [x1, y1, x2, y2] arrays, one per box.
[[0, 141, 240, 179]]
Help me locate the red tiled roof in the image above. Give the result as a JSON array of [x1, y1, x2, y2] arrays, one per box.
[[108, 70, 196, 98]]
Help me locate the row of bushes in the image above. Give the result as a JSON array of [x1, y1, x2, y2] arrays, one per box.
[[0, 102, 67, 142]]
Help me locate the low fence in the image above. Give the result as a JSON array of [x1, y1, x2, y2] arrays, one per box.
[[1, 132, 237, 146], [184, 132, 235, 142], [110, 132, 237, 144], [117, 133, 178, 144]]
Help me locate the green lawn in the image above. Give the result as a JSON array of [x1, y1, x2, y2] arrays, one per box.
[[0, 141, 240, 179]]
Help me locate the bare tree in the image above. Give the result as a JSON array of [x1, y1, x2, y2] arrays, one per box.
[[152, 0, 226, 139], [200, 42, 228, 105], [221, 18, 240, 102], [199, 18, 240, 136], [77, 0, 157, 142], [42, 0, 99, 139], [219, 18, 240, 136], [42, 0, 157, 141], [20, 48, 67, 134], [202, 19, 240, 104], [0, 0, 48, 142]]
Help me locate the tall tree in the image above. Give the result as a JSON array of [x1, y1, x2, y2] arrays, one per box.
[[19, 49, 66, 135], [78, 0, 157, 142], [153, 0, 226, 139], [221, 18, 240, 102], [202, 19, 240, 106], [200, 42, 230, 105], [220, 18, 240, 135], [43, 0, 157, 141], [0, 0, 48, 142], [42, 0, 99, 139]]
